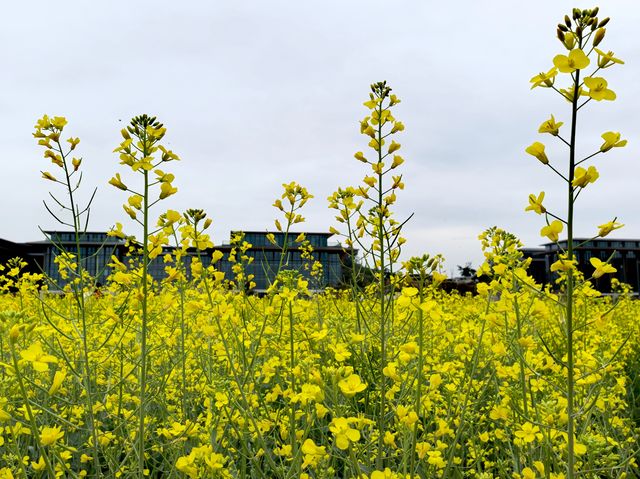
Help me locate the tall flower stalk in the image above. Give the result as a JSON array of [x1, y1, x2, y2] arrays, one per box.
[[35, 116, 103, 474], [525, 8, 625, 477], [330, 81, 409, 469], [110, 115, 180, 477]]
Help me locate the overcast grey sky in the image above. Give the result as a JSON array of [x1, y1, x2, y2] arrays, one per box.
[[3, 1, 639, 274]]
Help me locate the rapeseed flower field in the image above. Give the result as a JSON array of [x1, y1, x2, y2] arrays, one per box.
[[1, 7, 638, 479], [1, 242, 638, 478]]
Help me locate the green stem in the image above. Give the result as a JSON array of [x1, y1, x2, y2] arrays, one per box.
[[409, 278, 425, 476], [566, 62, 580, 479], [288, 300, 297, 458], [138, 142, 150, 478], [10, 341, 57, 479], [376, 99, 387, 470], [349, 444, 364, 478], [180, 282, 187, 420], [57, 141, 102, 475], [514, 297, 529, 418]]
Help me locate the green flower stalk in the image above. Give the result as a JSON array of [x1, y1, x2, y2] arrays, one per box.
[[110, 114, 180, 478], [526, 8, 626, 478], [9, 334, 57, 479], [330, 81, 409, 469], [34, 115, 103, 475], [402, 254, 444, 477], [269, 181, 314, 284]]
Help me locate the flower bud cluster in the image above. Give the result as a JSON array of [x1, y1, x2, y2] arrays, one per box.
[[34, 115, 82, 184], [109, 115, 181, 235], [525, 9, 625, 284], [330, 81, 408, 267]]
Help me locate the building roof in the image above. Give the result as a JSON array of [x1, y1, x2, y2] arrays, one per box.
[[0, 238, 23, 248], [540, 237, 640, 247], [25, 231, 127, 245], [231, 230, 334, 237]]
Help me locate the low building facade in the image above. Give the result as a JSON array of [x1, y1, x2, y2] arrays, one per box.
[[521, 237, 640, 293], [0, 230, 352, 292]]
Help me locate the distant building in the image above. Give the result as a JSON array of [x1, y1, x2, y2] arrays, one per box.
[[1, 238, 39, 270], [521, 237, 640, 293], [25, 231, 128, 286], [216, 231, 350, 292], [0, 230, 352, 292]]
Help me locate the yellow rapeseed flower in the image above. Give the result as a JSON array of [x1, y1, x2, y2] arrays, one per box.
[[301, 439, 327, 468], [48, 369, 66, 395], [571, 166, 599, 188], [128, 195, 143, 210], [390, 155, 404, 168], [594, 48, 624, 69], [600, 131, 627, 152], [514, 422, 542, 443], [525, 192, 546, 214], [20, 343, 58, 372], [597, 220, 624, 237], [590, 258, 616, 278], [160, 182, 178, 200], [354, 151, 367, 162], [108, 173, 127, 191], [40, 425, 64, 446], [32, 457, 47, 472], [553, 49, 590, 73], [530, 68, 558, 89], [47, 117, 67, 131], [371, 469, 402, 478], [175, 456, 197, 478], [538, 115, 563, 136], [540, 220, 563, 242], [525, 142, 549, 165], [427, 450, 446, 468], [550, 254, 577, 273], [583, 77, 616, 101], [41, 171, 57, 182], [329, 417, 360, 450], [338, 374, 367, 398]]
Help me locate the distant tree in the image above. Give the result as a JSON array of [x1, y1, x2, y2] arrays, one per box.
[[340, 258, 378, 289], [457, 262, 476, 278]]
